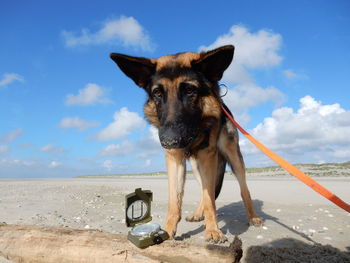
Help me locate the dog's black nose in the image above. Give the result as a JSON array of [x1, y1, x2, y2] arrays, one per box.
[[158, 123, 197, 149], [160, 138, 182, 149], [159, 127, 185, 149]]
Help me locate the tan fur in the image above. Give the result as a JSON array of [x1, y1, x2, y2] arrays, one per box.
[[163, 149, 186, 238], [193, 125, 227, 241], [201, 95, 222, 120], [186, 157, 204, 221], [164, 82, 178, 122], [152, 52, 201, 70], [218, 122, 262, 225], [143, 100, 160, 127], [151, 76, 200, 92]]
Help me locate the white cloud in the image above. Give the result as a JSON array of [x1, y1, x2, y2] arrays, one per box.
[[98, 125, 162, 170], [0, 158, 73, 178], [65, 83, 111, 106], [99, 141, 134, 157], [0, 159, 35, 167], [136, 126, 162, 158], [96, 107, 146, 141], [0, 73, 24, 87], [0, 145, 10, 155], [59, 117, 99, 131], [49, 161, 62, 168], [102, 160, 113, 171], [17, 143, 35, 149], [148, 125, 160, 144], [283, 69, 298, 79], [200, 25, 285, 122], [62, 16, 154, 51], [39, 144, 65, 154], [0, 128, 23, 142], [283, 69, 308, 80], [222, 83, 285, 123], [200, 25, 282, 83], [240, 96, 350, 164], [100, 159, 130, 173], [145, 159, 152, 167]]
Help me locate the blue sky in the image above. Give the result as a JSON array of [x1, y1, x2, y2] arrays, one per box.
[[1, 0, 350, 177]]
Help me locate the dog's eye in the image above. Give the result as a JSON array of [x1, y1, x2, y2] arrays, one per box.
[[152, 88, 163, 98], [182, 84, 197, 96], [185, 87, 194, 95]]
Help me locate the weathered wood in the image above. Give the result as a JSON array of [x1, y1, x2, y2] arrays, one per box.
[[0, 224, 242, 263]]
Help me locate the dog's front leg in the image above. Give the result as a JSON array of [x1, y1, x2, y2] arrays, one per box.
[[185, 156, 204, 222], [196, 148, 227, 243], [163, 149, 186, 239]]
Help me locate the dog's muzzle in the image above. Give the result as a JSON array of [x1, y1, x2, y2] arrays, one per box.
[[159, 127, 196, 149]]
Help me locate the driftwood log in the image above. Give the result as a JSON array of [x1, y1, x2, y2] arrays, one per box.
[[0, 223, 242, 263]]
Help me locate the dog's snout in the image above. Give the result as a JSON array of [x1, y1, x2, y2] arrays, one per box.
[[159, 127, 183, 149], [161, 138, 181, 149]]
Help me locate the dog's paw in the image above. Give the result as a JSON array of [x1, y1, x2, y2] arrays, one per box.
[[185, 213, 204, 222], [163, 225, 176, 239], [205, 229, 227, 243], [249, 217, 263, 227], [163, 218, 179, 239]]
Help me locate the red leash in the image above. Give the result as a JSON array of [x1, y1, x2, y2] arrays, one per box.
[[222, 105, 350, 213]]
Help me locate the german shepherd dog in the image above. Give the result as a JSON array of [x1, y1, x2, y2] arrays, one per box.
[[110, 45, 262, 243]]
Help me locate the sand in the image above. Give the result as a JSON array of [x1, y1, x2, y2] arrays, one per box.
[[0, 175, 349, 262]]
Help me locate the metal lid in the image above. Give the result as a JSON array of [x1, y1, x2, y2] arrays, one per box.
[[125, 188, 153, 227]]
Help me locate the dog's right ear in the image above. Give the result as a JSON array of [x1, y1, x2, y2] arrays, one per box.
[[192, 45, 234, 82], [110, 53, 155, 88]]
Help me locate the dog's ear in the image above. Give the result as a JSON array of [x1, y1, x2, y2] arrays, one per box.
[[192, 45, 234, 82], [110, 53, 155, 88]]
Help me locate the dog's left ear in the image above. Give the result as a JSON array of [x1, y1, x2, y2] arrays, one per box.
[[192, 45, 234, 82], [110, 53, 155, 88]]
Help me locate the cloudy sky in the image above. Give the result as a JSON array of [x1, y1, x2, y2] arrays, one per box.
[[1, 1, 350, 177]]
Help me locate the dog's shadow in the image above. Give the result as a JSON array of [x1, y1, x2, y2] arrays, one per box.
[[178, 200, 315, 244], [217, 200, 272, 236], [177, 200, 267, 240]]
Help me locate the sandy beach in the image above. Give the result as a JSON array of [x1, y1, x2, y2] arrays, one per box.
[[1, 175, 349, 262]]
